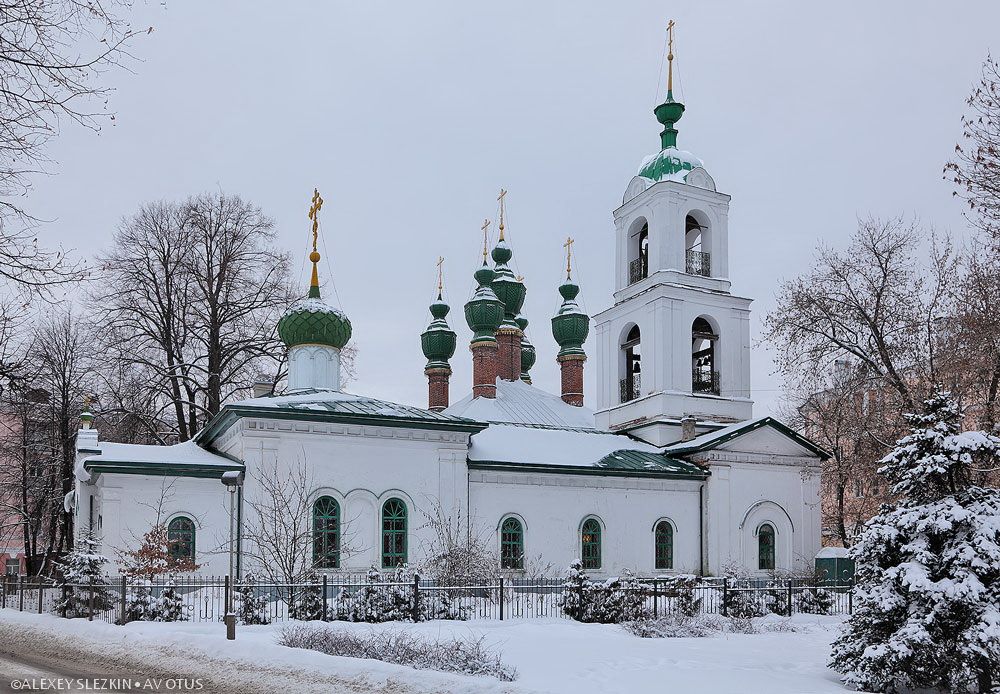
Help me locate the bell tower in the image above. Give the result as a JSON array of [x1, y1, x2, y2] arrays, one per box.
[[593, 24, 753, 446]]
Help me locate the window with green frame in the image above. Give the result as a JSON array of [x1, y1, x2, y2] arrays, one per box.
[[581, 518, 601, 569], [381, 498, 407, 568], [499, 517, 524, 570], [758, 523, 776, 570], [654, 520, 673, 570], [312, 496, 340, 569], [167, 516, 195, 562]]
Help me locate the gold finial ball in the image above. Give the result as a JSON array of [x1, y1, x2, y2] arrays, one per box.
[[310, 251, 321, 263]]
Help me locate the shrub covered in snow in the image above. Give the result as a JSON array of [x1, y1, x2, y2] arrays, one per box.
[[335, 566, 467, 623], [124, 580, 157, 622], [796, 588, 834, 615], [278, 624, 517, 681], [53, 531, 112, 618], [720, 564, 764, 619], [234, 573, 270, 625], [661, 574, 702, 617], [624, 613, 801, 638], [156, 577, 187, 622], [560, 561, 648, 624], [289, 572, 329, 621], [830, 390, 1000, 693]]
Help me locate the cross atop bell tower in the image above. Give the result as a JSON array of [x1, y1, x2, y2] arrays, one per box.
[[592, 24, 754, 446]]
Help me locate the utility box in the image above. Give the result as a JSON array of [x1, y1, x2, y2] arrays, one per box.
[[815, 547, 855, 586]]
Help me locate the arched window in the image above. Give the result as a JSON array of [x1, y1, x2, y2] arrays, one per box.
[[692, 317, 719, 395], [167, 516, 195, 562], [581, 518, 601, 570], [758, 523, 776, 571], [500, 517, 524, 570], [629, 220, 649, 285], [312, 496, 340, 569], [620, 325, 641, 403], [381, 498, 407, 568], [685, 213, 711, 277], [654, 521, 673, 570]]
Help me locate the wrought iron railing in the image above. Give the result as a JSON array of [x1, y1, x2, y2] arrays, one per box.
[[686, 250, 711, 277], [620, 373, 641, 403], [628, 257, 647, 285], [693, 369, 720, 395]]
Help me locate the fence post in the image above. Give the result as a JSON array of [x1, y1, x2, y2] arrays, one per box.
[[18, 576, 24, 611], [120, 576, 128, 624], [37, 579, 43, 614], [499, 576, 504, 621], [1, 575, 6, 609], [322, 574, 329, 621], [721, 577, 728, 617], [653, 581, 658, 619], [88, 578, 94, 621], [848, 581, 854, 615], [787, 581, 793, 616], [411, 573, 420, 623], [60, 582, 67, 617]]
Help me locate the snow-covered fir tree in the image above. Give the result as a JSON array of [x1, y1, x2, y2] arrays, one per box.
[[156, 577, 187, 622], [830, 390, 1000, 693], [289, 571, 327, 621], [53, 530, 112, 618], [234, 573, 270, 625], [124, 580, 157, 622], [796, 588, 834, 615]]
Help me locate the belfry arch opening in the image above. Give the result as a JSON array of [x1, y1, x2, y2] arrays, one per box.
[[628, 218, 649, 285], [620, 324, 641, 402], [692, 316, 719, 395], [685, 212, 711, 277]]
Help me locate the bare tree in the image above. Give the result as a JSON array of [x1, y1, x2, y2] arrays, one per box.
[[764, 217, 951, 412], [92, 193, 297, 440], [417, 498, 498, 583], [241, 458, 361, 584]]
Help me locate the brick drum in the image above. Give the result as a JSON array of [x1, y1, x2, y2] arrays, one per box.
[[471, 341, 499, 398], [495, 329, 523, 382], [425, 367, 451, 411], [558, 354, 586, 406]]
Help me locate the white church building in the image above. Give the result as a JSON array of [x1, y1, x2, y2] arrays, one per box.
[[73, 63, 826, 580]]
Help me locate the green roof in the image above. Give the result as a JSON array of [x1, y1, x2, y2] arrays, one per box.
[[663, 416, 830, 459], [594, 449, 707, 476]]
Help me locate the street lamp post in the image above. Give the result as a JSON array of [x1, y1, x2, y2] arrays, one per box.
[[221, 470, 244, 641]]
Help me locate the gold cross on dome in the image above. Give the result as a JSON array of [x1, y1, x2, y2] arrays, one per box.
[[666, 20, 676, 93], [564, 236, 575, 279], [436, 256, 445, 294], [497, 188, 508, 241], [308, 188, 324, 251], [481, 219, 491, 261]]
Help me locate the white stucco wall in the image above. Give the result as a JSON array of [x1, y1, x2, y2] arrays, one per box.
[[469, 470, 705, 577]]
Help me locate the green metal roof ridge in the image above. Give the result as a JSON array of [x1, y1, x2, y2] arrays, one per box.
[[594, 449, 708, 477], [197, 403, 488, 447], [667, 416, 830, 459], [83, 460, 243, 479], [467, 459, 708, 480]]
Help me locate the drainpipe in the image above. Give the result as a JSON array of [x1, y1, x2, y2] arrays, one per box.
[[699, 482, 706, 576]]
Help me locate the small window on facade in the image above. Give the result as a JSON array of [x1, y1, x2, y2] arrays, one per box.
[[312, 496, 340, 569], [500, 517, 524, 570], [581, 518, 602, 570], [654, 520, 673, 570], [167, 516, 196, 562], [381, 498, 407, 568], [758, 523, 776, 571], [5, 558, 19, 576]]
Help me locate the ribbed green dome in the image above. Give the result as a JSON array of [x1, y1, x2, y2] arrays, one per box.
[[465, 263, 505, 344], [551, 280, 589, 357], [638, 93, 704, 183], [491, 240, 526, 327], [278, 295, 352, 350], [421, 296, 457, 368], [517, 316, 536, 382]]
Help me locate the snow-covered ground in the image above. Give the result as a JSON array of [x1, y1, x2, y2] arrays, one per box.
[[0, 609, 850, 693]]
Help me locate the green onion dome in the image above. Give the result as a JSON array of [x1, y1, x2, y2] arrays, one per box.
[[516, 315, 536, 382], [637, 93, 704, 184], [464, 263, 505, 344], [421, 295, 457, 369], [491, 240, 526, 332], [277, 290, 352, 350], [551, 280, 589, 358]]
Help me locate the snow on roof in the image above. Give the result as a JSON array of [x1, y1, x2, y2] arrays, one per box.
[[661, 417, 769, 454], [444, 379, 597, 429], [75, 440, 240, 482], [230, 388, 476, 424], [661, 416, 829, 458], [815, 547, 850, 559], [468, 423, 696, 471]]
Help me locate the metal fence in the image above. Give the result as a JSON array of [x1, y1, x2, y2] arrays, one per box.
[[0, 574, 853, 625]]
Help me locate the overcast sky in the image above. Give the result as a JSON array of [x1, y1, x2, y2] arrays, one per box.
[[27, 1, 1000, 415]]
